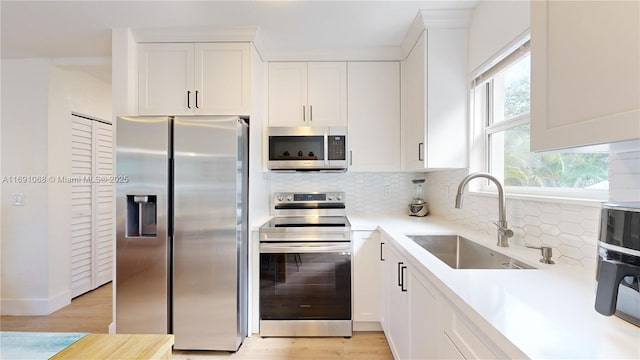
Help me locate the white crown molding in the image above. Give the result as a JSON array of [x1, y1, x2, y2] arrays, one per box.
[[260, 47, 404, 62], [401, 8, 473, 59], [133, 26, 258, 43]]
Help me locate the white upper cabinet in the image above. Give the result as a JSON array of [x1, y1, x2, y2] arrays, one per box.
[[348, 62, 401, 171], [138, 42, 251, 116], [531, 0, 640, 151], [267, 62, 308, 126], [268, 62, 347, 126], [402, 29, 468, 171]]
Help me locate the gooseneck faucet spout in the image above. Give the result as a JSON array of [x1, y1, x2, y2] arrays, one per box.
[[454, 172, 513, 247]]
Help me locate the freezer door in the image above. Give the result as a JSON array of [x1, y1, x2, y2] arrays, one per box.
[[116, 116, 170, 334], [173, 116, 246, 351]]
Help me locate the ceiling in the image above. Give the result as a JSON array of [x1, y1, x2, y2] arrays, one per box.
[[1, 0, 478, 82]]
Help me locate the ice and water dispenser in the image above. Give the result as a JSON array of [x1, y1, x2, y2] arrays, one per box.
[[126, 195, 157, 237]]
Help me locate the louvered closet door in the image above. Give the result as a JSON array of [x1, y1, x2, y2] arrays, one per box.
[[70, 115, 114, 298], [93, 121, 114, 287], [71, 116, 94, 298]]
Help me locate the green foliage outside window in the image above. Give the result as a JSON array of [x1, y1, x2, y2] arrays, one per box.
[[499, 73, 608, 188]]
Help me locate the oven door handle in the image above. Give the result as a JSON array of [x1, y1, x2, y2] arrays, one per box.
[[260, 242, 351, 254]]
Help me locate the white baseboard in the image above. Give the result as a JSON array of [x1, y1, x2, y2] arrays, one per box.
[[353, 321, 383, 331], [1, 290, 70, 315], [48, 289, 71, 313]]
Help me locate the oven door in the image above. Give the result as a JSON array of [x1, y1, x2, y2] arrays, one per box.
[[259, 241, 352, 336]]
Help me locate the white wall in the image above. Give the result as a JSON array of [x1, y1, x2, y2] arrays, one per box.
[[1, 59, 51, 314], [0, 58, 112, 315]]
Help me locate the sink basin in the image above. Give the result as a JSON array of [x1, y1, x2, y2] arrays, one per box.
[[407, 234, 535, 270]]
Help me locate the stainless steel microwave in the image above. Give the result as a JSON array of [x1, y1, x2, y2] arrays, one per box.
[[267, 126, 348, 171]]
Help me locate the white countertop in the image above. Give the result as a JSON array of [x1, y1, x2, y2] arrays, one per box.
[[348, 214, 640, 359]]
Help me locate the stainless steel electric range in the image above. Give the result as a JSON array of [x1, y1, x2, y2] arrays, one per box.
[[258, 192, 352, 337]]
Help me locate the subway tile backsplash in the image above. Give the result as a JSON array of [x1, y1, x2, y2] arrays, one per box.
[[424, 150, 640, 267], [268, 151, 639, 268], [269, 172, 423, 215]]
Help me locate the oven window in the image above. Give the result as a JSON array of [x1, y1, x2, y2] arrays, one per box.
[[260, 251, 351, 320], [269, 136, 324, 161]]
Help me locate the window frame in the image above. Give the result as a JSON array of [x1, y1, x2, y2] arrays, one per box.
[[470, 36, 608, 202]]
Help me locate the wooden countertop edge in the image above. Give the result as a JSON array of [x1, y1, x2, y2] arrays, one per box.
[[50, 334, 174, 360]]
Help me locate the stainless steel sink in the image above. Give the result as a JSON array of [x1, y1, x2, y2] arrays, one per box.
[[407, 234, 535, 270]]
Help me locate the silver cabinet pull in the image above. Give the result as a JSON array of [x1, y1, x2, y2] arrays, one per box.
[[195, 90, 199, 109], [349, 150, 353, 166], [187, 91, 191, 109], [310, 105, 313, 121], [418, 142, 424, 161], [303, 105, 306, 122]]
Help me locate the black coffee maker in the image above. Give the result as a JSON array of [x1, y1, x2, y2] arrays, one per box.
[[595, 202, 640, 326]]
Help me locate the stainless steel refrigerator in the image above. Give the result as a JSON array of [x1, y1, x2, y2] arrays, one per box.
[[115, 116, 248, 351]]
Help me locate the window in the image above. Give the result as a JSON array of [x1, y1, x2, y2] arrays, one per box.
[[472, 38, 608, 199]]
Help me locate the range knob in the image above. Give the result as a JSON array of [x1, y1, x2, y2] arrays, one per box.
[[336, 194, 343, 201], [286, 194, 293, 202], [276, 194, 284, 202], [327, 194, 334, 201]]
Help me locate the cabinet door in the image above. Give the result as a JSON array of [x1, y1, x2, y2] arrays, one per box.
[[401, 31, 427, 171], [138, 43, 194, 115], [531, 0, 640, 151], [444, 334, 466, 360], [409, 270, 444, 359], [379, 235, 390, 333], [268, 62, 308, 126], [444, 299, 510, 359], [401, 30, 468, 170], [307, 62, 347, 126], [386, 244, 410, 360], [353, 231, 381, 324], [425, 29, 468, 169], [348, 62, 401, 171], [195, 43, 251, 115]]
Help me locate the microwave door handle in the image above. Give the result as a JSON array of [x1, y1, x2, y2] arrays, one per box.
[[324, 132, 329, 166]]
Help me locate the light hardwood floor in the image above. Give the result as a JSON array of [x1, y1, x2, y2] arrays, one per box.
[[173, 332, 393, 360], [0, 282, 113, 333], [0, 283, 393, 359]]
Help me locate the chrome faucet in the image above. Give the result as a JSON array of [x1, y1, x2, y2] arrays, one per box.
[[454, 172, 514, 247]]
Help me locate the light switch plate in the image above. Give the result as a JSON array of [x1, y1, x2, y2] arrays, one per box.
[[12, 193, 25, 206]]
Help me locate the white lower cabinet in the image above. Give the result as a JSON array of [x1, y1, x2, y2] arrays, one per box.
[[385, 240, 410, 359], [380, 233, 521, 359], [352, 231, 381, 329], [409, 270, 444, 359], [381, 233, 444, 359], [444, 334, 466, 360], [443, 298, 510, 359]]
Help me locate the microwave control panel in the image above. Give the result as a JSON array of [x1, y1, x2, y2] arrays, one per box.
[[328, 136, 346, 160]]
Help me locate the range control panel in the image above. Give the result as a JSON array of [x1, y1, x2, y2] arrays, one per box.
[[274, 192, 345, 205]]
